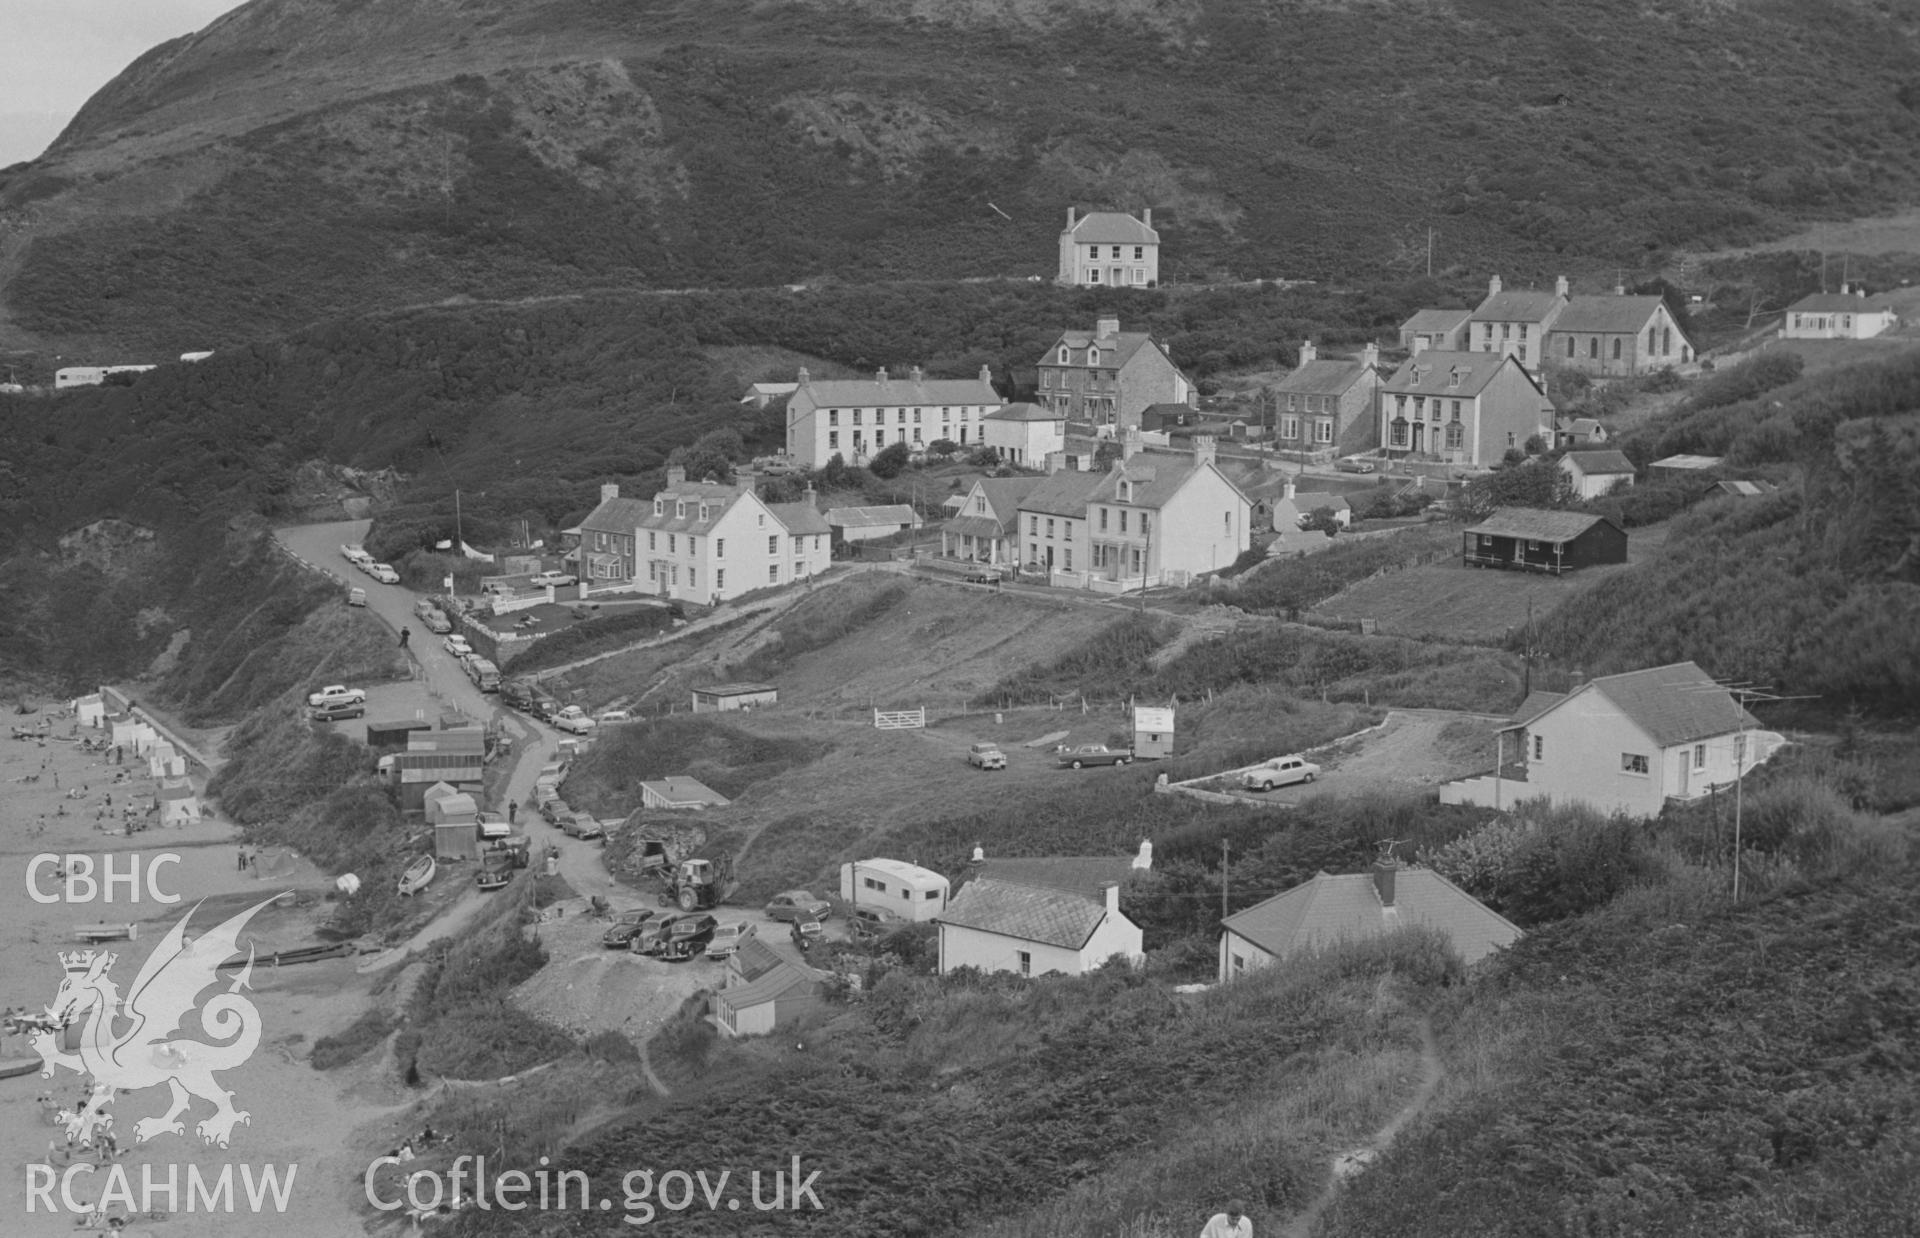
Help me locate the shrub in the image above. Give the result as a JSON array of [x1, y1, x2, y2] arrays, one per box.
[[867, 441, 913, 478], [309, 1008, 393, 1070]]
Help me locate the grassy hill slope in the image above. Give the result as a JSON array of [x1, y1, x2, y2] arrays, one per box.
[[6, 0, 1920, 355]]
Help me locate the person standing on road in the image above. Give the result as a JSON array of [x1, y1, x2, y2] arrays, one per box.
[[399, 628, 410, 648], [1199, 1201, 1251, 1238], [507, 800, 517, 825]]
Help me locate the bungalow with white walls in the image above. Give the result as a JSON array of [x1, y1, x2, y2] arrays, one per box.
[[936, 878, 1142, 977], [712, 938, 830, 1037], [1219, 861, 1520, 981], [1781, 288, 1900, 340], [1438, 661, 1787, 818], [1558, 449, 1637, 500]]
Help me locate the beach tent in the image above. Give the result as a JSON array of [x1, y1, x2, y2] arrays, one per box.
[[148, 742, 187, 779], [109, 715, 141, 749], [158, 778, 200, 825], [74, 694, 106, 727], [130, 722, 160, 756]]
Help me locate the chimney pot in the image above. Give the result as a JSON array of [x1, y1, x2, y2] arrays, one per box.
[[797, 366, 810, 386], [1193, 435, 1217, 467], [1362, 341, 1380, 369], [1372, 860, 1397, 908], [910, 365, 924, 383], [980, 363, 993, 385]]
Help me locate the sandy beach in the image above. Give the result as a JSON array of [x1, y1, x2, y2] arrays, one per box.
[[0, 708, 403, 1236]]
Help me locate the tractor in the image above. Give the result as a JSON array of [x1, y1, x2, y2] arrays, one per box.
[[655, 856, 735, 912]]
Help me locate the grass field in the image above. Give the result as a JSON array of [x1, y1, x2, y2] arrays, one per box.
[[1313, 524, 1672, 643]]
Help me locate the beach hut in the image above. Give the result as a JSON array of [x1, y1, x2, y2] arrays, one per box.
[[130, 722, 160, 756], [148, 741, 187, 779], [109, 714, 142, 749], [433, 822, 478, 861], [158, 778, 201, 825], [423, 782, 478, 826], [74, 694, 106, 727]]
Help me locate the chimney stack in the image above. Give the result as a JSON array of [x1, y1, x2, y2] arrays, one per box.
[[1372, 859, 1398, 908], [737, 467, 757, 496], [1133, 840, 1153, 870], [979, 363, 993, 386], [666, 465, 687, 486], [1102, 881, 1120, 917], [1121, 426, 1143, 461], [797, 366, 810, 387], [1193, 435, 1217, 468], [1141, 207, 1152, 229], [1283, 476, 1296, 502], [910, 365, 924, 383], [804, 481, 819, 510], [1555, 274, 1569, 298], [1361, 341, 1380, 369], [877, 366, 889, 385], [1299, 340, 1316, 366], [1066, 206, 1076, 230], [1096, 316, 1120, 339], [1488, 273, 1502, 296], [601, 482, 619, 502]]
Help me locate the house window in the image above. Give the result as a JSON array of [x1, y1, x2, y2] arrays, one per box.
[[914, 409, 922, 423], [717, 569, 725, 590], [1231, 953, 1245, 975], [1133, 268, 1147, 285], [828, 410, 839, 427], [768, 564, 778, 583], [975, 497, 986, 514], [1099, 508, 1108, 531], [1119, 511, 1129, 533], [1648, 326, 1657, 354], [1029, 542, 1038, 561], [1567, 336, 1576, 358], [1141, 513, 1150, 535], [757, 514, 765, 527], [913, 427, 922, 443], [648, 532, 656, 551], [768, 535, 778, 554], [1694, 743, 1706, 769], [653, 500, 663, 517], [1047, 518, 1056, 537], [875, 429, 886, 447], [1134, 245, 1144, 260], [1445, 421, 1464, 450], [792, 536, 803, 553], [827, 430, 838, 451], [1611, 338, 1622, 360], [1533, 734, 1544, 761], [1316, 420, 1333, 444], [1589, 338, 1599, 359], [1452, 400, 1463, 418], [1058, 347, 1068, 364], [668, 535, 676, 553], [675, 501, 685, 518], [1663, 327, 1672, 353], [1622, 753, 1650, 775], [1390, 419, 1408, 447], [1281, 416, 1299, 439], [1030, 516, 1039, 535], [689, 568, 697, 589], [1085, 247, 1098, 262], [1064, 548, 1073, 571], [1507, 432, 1517, 447], [1090, 269, 1102, 283], [699, 504, 709, 522], [1286, 394, 1296, 411], [1017, 950, 1032, 977], [853, 410, 862, 426], [1064, 524, 1073, 542]]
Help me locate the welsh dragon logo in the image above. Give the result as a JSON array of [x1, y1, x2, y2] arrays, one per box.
[[31, 897, 278, 1150]]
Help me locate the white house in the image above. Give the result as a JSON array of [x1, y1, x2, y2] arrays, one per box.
[[840, 858, 950, 922], [1057, 208, 1159, 288], [1780, 288, 1899, 339], [982, 403, 1067, 466], [1070, 432, 1251, 587], [1558, 449, 1637, 500], [936, 878, 1143, 977], [785, 365, 1002, 468], [712, 938, 829, 1037], [1440, 661, 1786, 818], [1014, 466, 1108, 577], [1219, 861, 1521, 981], [940, 476, 1043, 565], [579, 469, 830, 604]]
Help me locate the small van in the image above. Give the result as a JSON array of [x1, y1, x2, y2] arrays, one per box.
[[466, 658, 501, 693]]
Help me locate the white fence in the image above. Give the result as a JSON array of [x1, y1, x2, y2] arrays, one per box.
[[873, 708, 926, 730]]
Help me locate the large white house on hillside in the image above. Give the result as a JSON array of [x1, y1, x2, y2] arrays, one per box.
[[785, 366, 1001, 468], [1057, 208, 1159, 288]]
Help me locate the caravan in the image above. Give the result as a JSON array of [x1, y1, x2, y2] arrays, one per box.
[[839, 858, 949, 922]]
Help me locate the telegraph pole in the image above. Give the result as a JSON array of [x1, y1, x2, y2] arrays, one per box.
[[1220, 838, 1230, 922]]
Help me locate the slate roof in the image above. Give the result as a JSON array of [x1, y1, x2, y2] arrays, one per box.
[[1275, 358, 1370, 397], [1223, 867, 1521, 966], [1471, 289, 1566, 323], [1018, 468, 1109, 517], [637, 482, 753, 534], [942, 514, 1009, 539], [580, 495, 656, 537], [1402, 308, 1472, 333], [974, 856, 1139, 902], [1550, 296, 1666, 334], [936, 878, 1108, 950], [985, 402, 1066, 423], [797, 376, 999, 408], [1788, 293, 1895, 313], [1383, 351, 1529, 399], [1040, 329, 1159, 370], [727, 936, 828, 989], [1557, 416, 1606, 439], [1710, 480, 1776, 497], [1584, 661, 1760, 747], [1561, 449, 1636, 476], [949, 477, 1044, 532], [1508, 690, 1571, 729], [826, 505, 917, 529], [1465, 507, 1622, 543], [767, 502, 831, 536], [1087, 455, 1215, 511], [1064, 211, 1158, 244], [1293, 492, 1350, 512]]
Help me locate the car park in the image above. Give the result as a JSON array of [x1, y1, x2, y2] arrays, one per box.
[[967, 742, 1006, 770], [306, 684, 366, 709], [1058, 744, 1132, 769], [847, 905, 902, 939], [765, 890, 831, 924], [529, 571, 578, 588], [367, 563, 401, 584], [443, 634, 473, 659], [308, 699, 365, 722], [1241, 755, 1321, 791], [602, 908, 659, 949], [703, 921, 757, 960], [550, 706, 597, 735]]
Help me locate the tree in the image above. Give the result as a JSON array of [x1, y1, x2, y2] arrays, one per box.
[[1093, 441, 1123, 470], [868, 442, 912, 479], [1301, 507, 1342, 536], [927, 438, 959, 459]]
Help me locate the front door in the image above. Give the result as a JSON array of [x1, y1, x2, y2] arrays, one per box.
[[1411, 422, 1426, 454], [1678, 756, 1689, 797]]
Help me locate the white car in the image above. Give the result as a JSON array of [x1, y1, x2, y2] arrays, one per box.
[[306, 684, 366, 709], [551, 707, 597, 735], [1241, 756, 1321, 791], [597, 709, 633, 724], [529, 571, 577, 588], [340, 544, 371, 565], [367, 563, 400, 584], [443, 634, 473, 659]]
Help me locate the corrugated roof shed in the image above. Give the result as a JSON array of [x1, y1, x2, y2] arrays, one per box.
[[826, 505, 917, 529]]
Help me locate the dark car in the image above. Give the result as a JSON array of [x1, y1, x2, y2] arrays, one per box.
[[1335, 456, 1377, 474], [847, 905, 903, 940], [659, 913, 720, 962], [765, 890, 831, 923], [485, 835, 532, 868], [630, 915, 682, 956], [603, 908, 660, 949], [308, 700, 365, 723], [540, 799, 573, 826], [1058, 744, 1132, 769], [561, 812, 604, 841], [964, 567, 1003, 584]]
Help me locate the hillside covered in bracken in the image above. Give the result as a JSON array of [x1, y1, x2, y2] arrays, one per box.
[[5, 0, 1920, 355]]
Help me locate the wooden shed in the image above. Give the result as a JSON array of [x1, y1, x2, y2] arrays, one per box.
[[690, 683, 778, 713], [1463, 508, 1627, 575]]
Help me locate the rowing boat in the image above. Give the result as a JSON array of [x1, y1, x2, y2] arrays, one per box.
[[397, 854, 436, 897]]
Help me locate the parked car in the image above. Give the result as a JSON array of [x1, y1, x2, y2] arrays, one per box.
[[561, 812, 604, 841], [367, 563, 401, 584], [550, 707, 597, 735], [964, 567, 1003, 584], [476, 812, 512, 840], [305, 684, 366, 708], [539, 798, 573, 826], [529, 571, 578, 588], [602, 908, 659, 949], [967, 742, 1007, 770], [847, 905, 903, 940], [341, 544, 372, 565], [630, 915, 682, 956], [443, 634, 473, 659], [465, 657, 500, 692], [703, 921, 757, 960], [1058, 744, 1132, 769], [765, 890, 831, 924], [486, 835, 531, 867], [1241, 755, 1321, 791], [308, 699, 365, 723], [1335, 456, 1376, 474], [531, 781, 562, 808], [597, 709, 633, 724], [661, 914, 720, 962], [420, 610, 453, 634]]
